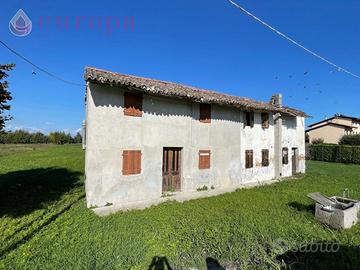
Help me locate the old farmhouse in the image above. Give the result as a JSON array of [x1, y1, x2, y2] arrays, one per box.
[[83, 67, 306, 211]]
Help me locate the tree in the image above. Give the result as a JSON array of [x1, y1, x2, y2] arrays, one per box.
[[339, 134, 360, 145], [0, 64, 15, 132], [73, 132, 82, 143]]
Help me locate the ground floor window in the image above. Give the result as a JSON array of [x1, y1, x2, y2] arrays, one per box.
[[199, 150, 211, 169], [262, 149, 269, 167], [245, 150, 253, 168], [282, 147, 289, 165], [122, 150, 141, 175]]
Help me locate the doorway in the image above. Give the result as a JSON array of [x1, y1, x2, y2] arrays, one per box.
[[292, 148, 298, 175], [162, 147, 182, 192]]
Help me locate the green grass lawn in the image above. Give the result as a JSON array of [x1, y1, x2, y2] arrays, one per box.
[[0, 145, 359, 270]]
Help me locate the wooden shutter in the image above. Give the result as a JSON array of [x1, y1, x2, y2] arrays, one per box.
[[199, 104, 211, 123], [122, 150, 141, 175], [282, 148, 288, 165], [133, 150, 141, 174], [262, 149, 269, 167], [261, 113, 269, 129], [122, 150, 131, 175], [199, 150, 211, 169], [245, 150, 253, 168], [124, 92, 143, 117], [244, 111, 254, 127]]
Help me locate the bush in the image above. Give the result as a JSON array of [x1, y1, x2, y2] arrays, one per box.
[[339, 134, 360, 145], [311, 138, 324, 144], [309, 144, 360, 164]]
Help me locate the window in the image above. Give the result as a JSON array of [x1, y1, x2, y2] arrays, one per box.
[[262, 149, 269, 167], [199, 104, 211, 123], [122, 150, 141, 175], [282, 147, 288, 165], [261, 112, 269, 129], [245, 150, 253, 168], [124, 92, 143, 117], [199, 150, 211, 169], [244, 111, 254, 127]]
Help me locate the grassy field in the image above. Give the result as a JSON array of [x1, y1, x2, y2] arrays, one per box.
[[0, 145, 359, 270]]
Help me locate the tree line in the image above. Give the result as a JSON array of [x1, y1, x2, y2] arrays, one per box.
[[0, 130, 82, 144]]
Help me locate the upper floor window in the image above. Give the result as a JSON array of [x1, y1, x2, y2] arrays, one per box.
[[244, 111, 254, 128], [124, 92, 143, 117], [282, 147, 289, 165], [261, 113, 269, 129], [199, 104, 211, 123]]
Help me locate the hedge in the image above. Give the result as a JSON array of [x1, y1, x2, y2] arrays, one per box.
[[309, 144, 360, 164]]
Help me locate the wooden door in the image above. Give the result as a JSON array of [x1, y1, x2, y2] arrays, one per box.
[[162, 148, 181, 192], [292, 148, 297, 175]]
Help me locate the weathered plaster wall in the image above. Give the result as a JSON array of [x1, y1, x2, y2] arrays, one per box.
[[282, 116, 306, 177], [241, 112, 275, 183], [85, 83, 306, 208]]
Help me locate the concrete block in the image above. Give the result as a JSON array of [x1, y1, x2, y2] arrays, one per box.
[[315, 197, 360, 229]]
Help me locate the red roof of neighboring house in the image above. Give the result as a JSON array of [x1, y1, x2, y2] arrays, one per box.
[[84, 67, 307, 117]]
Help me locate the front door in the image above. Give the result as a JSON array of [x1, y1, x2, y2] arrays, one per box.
[[162, 147, 181, 192], [292, 148, 298, 175]]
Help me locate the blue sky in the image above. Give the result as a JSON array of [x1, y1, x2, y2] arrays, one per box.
[[1, 0, 359, 134]]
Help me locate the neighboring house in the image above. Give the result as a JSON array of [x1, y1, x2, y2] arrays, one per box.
[[306, 114, 360, 144], [83, 67, 307, 210]]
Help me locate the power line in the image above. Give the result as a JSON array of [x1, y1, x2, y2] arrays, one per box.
[[227, 0, 360, 80], [0, 40, 85, 87]]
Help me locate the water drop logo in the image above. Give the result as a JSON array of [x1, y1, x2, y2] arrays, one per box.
[[9, 9, 32, 36]]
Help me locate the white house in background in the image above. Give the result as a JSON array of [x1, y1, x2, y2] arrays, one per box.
[[83, 67, 307, 212]]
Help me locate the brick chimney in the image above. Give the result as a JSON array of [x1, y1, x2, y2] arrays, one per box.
[[270, 93, 282, 108]]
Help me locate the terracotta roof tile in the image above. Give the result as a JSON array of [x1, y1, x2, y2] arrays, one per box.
[[84, 67, 307, 117]]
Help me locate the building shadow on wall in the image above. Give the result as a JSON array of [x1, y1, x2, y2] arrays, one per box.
[[0, 167, 82, 217], [91, 85, 242, 124], [276, 244, 360, 270], [147, 256, 225, 270]]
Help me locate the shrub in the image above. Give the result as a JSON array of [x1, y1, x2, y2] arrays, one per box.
[[309, 144, 360, 164], [311, 138, 324, 144], [339, 134, 360, 145]]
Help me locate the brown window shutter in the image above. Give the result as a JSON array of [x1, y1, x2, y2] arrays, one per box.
[[122, 150, 130, 175], [282, 147, 288, 164], [245, 150, 253, 168], [262, 149, 269, 167], [199, 150, 211, 169], [124, 92, 143, 117], [199, 104, 211, 123], [134, 150, 141, 174], [250, 112, 254, 128], [122, 150, 141, 175]]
